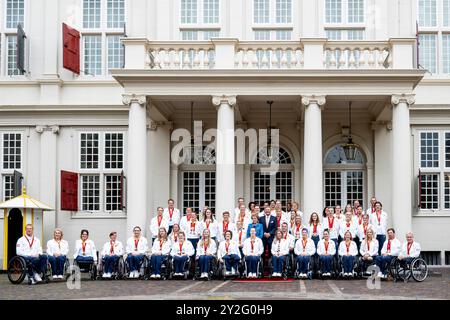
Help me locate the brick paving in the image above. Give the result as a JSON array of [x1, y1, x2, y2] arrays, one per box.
[[0, 269, 449, 300]]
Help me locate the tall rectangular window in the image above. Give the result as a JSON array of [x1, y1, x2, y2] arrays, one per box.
[[254, 0, 270, 23], [444, 0, 450, 26], [81, 175, 100, 211], [2, 133, 21, 170], [107, 0, 125, 28], [107, 35, 124, 71], [326, 0, 342, 23], [104, 133, 123, 169], [443, 34, 450, 74], [445, 132, 450, 167], [84, 35, 102, 75], [2, 175, 14, 201], [418, 0, 437, 27], [420, 132, 439, 168], [419, 34, 437, 73], [276, 0, 292, 23], [347, 0, 364, 23], [203, 0, 219, 24], [83, 0, 101, 28], [445, 174, 450, 209], [6, 0, 24, 29], [420, 173, 439, 209], [181, 0, 198, 24], [7, 36, 20, 75], [80, 133, 99, 169], [105, 175, 121, 211]]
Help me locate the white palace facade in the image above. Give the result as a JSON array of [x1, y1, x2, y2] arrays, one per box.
[[0, 0, 450, 267]]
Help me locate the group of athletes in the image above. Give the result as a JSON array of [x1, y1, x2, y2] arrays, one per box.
[[16, 197, 421, 284]]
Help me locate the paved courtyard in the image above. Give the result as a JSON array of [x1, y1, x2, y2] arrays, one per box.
[[1, 268, 449, 300]]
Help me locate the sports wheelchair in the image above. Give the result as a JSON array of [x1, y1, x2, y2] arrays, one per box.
[[335, 255, 360, 279], [268, 254, 292, 280], [217, 256, 243, 280], [146, 254, 171, 280], [357, 255, 378, 278], [388, 256, 428, 283], [124, 254, 149, 279], [293, 255, 315, 280], [7, 255, 50, 285], [243, 255, 264, 279], [73, 254, 98, 280], [192, 255, 219, 281], [97, 255, 125, 280], [167, 255, 193, 280], [316, 254, 340, 279]]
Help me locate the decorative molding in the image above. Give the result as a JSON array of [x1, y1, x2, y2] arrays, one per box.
[[35, 125, 60, 134], [122, 93, 147, 106], [371, 121, 392, 131], [211, 94, 237, 107], [148, 121, 173, 131], [301, 95, 326, 107], [391, 93, 415, 106]]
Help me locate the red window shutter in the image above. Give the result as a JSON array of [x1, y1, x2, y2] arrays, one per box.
[[62, 23, 80, 74], [61, 170, 78, 211]]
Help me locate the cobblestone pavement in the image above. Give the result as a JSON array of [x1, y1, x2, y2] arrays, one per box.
[[1, 269, 449, 300]]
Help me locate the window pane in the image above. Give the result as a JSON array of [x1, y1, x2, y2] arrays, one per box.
[[346, 171, 364, 208], [446, 132, 450, 167], [325, 171, 342, 207], [444, 0, 450, 26], [204, 171, 216, 213], [419, 34, 437, 73], [83, 0, 101, 28], [105, 175, 121, 211], [81, 175, 100, 211], [182, 171, 200, 214], [420, 132, 439, 168], [80, 133, 99, 169], [348, 0, 364, 23], [420, 174, 439, 210], [253, 171, 271, 207], [347, 29, 365, 40], [276, 0, 292, 23], [2, 133, 21, 169], [203, 30, 220, 40], [275, 171, 293, 210], [418, 0, 437, 27], [326, 29, 342, 40], [181, 0, 198, 24], [7, 36, 20, 75], [254, 0, 270, 23], [107, 35, 124, 72], [445, 174, 450, 209], [2, 175, 14, 201], [275, 29, 292, 40], [104, 133, 123, 169], [181, 30, 199, 40], [203, 0, 219, 24], [84, 35, 102, 75], [107, 0, 125, 28], [6, 0, 24, 29], [443, 34, 450, 74], [254, 30, 271, 40], [326, 0, 342, 23]]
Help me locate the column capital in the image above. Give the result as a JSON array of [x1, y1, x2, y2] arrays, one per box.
[[148, 121, 173, 131], [391, 93, 415, 106], [122, 93, 147, 106], [212, 94, 237, 107], [35, 125, 59, 134], [301, 95, 326, 107]]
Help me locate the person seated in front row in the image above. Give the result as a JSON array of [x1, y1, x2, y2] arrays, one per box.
[[170, 231, 195, 277], [74, 229, 97, 267], [46, 227, 69, 280], [398, 232, 421, 266], [338, 231, 358, 277], [359, 228, 379, 275], [196, 229, 217, 279], [101, 231, 123, 278], [317, 229, 336, 277], [271, 229, 290, 277], [17, 224, 47, 284], [294, 228, 316, 279], [149, 227, 171, 279], [218, 230, 241, 276], [243, 227, 264, 278], [126, 226, 148, 278], [375, 228, 402, 278]]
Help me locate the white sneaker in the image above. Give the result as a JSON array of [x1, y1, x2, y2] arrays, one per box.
[[29, 278, 36, 285], [53, 275, 58, 279], [272, 272, 277, 277], [252, 273, 257, 278], [150, 274, 156, 279], [377, 272, 383, 278], [129, 272, 134, 278], [102, 273, 108, 278], [155, 274, 161, 279], [107, 273, 113, 278], [58, 275, 64, 279], [34, 273, 42, 282], [225, 271, 231, 275]]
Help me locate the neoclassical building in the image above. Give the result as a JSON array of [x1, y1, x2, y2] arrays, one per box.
[[0, 0, 449, 268]]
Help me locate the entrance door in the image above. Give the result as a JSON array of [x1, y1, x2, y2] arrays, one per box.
[[7, 208, 23, 263]]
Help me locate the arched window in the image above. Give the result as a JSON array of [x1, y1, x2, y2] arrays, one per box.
[[257, 146, 292, 164], [324, 144, 365, 208]]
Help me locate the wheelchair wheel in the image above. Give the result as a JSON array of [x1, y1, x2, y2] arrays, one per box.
[[63, 259, 71, 280], [411, 258, 428, 282], [7, 256, 27, 284], [43, 259, 52, 283], [90, 264, 97, 280]]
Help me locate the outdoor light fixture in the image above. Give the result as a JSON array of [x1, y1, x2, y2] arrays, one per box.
[[342, 101, 358, 161]]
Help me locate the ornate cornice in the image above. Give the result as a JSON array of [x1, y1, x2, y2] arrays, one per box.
[[122, 93, 147, 106], [391, 93, 415, 106]]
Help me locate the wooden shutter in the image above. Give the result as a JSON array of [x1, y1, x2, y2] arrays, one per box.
[[61, 170, 78, 211], [16, 24, 26, 74], [62, 23, 80, 74], [120, 170, 126, 211], [13, 170, 23, 197], [418, 170, 422, 209]]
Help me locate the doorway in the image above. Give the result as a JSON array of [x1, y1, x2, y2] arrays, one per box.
[[7, 208, 23, 263]]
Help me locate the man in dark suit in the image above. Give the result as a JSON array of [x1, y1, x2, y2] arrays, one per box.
[[259, 205, 277, 255]]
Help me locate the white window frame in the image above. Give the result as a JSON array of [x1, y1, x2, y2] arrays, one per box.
[[252, 0, 294, 39], [0, 130, 24, 206], [251, 169, 294, 210], [180, 168, 216, 214], [76, 130, 126, 217], [324, 170, 365, 207], [325, 28, 365, 40], [324, 0, 365, 25], [180, 29, 220, 40], [415, 128, 450, 215], [417, 0, 450, 74], [79, 0, 125, 78], [179, 0, 221, 28]]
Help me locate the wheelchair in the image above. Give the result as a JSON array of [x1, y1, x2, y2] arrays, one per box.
[[336, 255, 359, 279], [7, 255, 51, 285], [193, 255, 219, 281], [268, 254, 291, 280], [316, 254, 340, 279], [243, 255, 264, 278], [358, 255, 378, 278], [73, 255, 98, 280], [388, 256, 428, 283], [146, 254, 171, 280], [293, 255, 314, 280], [168, 255, 192, 280], [124, 254, 149, 279], [218, 256, 243, 280], [97, 255, 125, 280]]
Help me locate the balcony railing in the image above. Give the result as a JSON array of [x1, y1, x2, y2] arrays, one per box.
[[122, 38, 416, 71]]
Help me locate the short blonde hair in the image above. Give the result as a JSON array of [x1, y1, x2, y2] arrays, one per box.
[[54, 228, 63, 238]]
